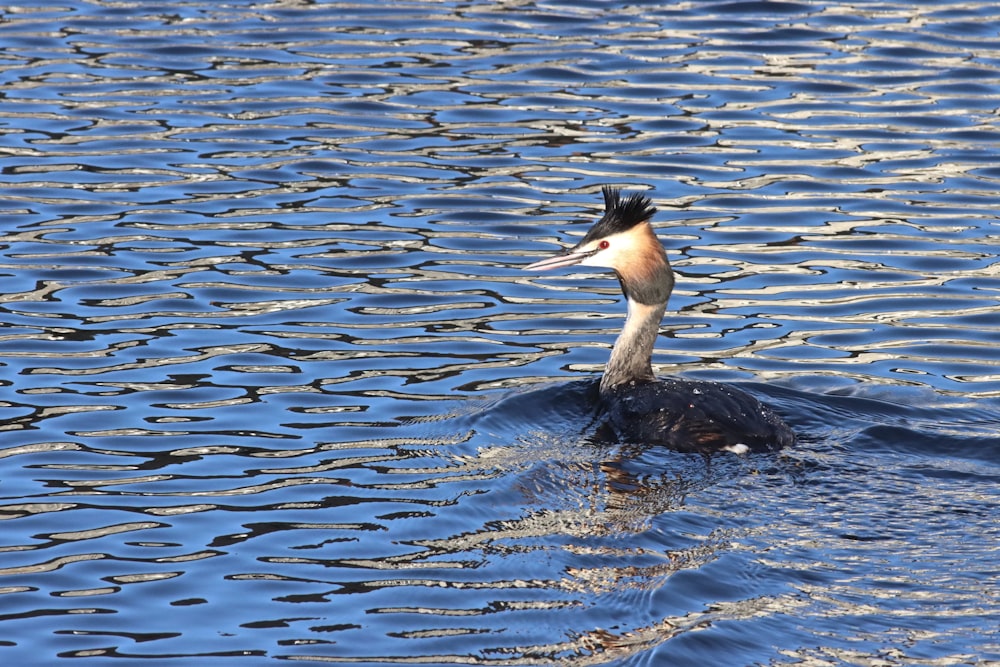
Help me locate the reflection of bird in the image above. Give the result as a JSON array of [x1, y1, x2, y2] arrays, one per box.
[[525, 186, 794, 453]]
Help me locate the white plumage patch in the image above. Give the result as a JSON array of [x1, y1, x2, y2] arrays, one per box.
[[577, 227, 646, 271]]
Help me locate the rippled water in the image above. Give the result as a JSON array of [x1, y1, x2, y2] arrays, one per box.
[[1, 1, 999, 665]]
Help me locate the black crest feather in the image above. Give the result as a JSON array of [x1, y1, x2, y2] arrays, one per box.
[[584, 186, 657, 242]]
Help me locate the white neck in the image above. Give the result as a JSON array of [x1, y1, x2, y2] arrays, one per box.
[[600, 298, 666, 393]]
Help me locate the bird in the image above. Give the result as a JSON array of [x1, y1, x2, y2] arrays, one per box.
[[524, 186, 794, 454]]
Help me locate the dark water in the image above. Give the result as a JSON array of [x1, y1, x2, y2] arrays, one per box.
[[1, 1, 998, 665]]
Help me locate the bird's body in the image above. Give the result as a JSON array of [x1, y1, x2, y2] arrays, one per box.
[[525, 186, 794, 453], [602, 378, 794, 453]]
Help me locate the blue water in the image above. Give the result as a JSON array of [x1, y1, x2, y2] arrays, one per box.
[[1, 1, 998, 665]]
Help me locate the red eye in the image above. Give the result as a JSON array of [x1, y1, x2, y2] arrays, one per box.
[[598, 240, 610, 250]]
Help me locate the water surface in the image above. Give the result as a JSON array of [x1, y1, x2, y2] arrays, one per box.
[[1, 1, 998, 665]]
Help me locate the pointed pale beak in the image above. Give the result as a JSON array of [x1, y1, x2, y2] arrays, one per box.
[[523, 247, 592, 271]]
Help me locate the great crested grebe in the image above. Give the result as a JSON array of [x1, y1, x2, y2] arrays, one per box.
[[524, 186, 794, 454]]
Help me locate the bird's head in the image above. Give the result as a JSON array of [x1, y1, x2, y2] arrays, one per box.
[[524, 186, 672, 305]]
